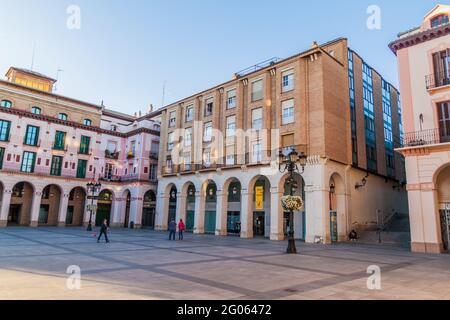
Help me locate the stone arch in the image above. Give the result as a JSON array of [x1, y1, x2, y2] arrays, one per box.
[[181, 181, 196, 232], [328, 172, 347, 242], [278, 172, 306, 240], [39, 184, 63, 226], [434, 164, 450, 251], [201, 180, 217, 234], [142, 189, 157, 229], [9, 181, 36, 226], [223, 177, 242, 235], [248, 175, 272, 238], [67, 187, 86, 226], [96, 189, 114, 226]]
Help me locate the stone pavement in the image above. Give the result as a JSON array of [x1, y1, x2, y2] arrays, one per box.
[[0, 227, 449, 300]]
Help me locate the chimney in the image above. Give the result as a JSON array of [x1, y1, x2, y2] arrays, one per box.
[[311, 41, 319, 49], [149, 104, 154, 113], [134, 112, 137, 117], [138, 110, 142, 117]]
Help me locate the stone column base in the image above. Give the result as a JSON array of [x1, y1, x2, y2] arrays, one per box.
[[215, 229, 227, 236], [30, 221, 38, 228], [411, 242, 446, 254], [155, 225, 167, 231], [270, 232, 285, 241], [240, 231, 254, 239], [57, 222, 66, 227], [133, 224, 142, 230], [0, 220, 7, 227], [194, 228, 205, 234], [110, 223, 122, 228]]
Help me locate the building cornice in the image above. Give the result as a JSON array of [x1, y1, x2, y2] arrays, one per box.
[[0, 80, 103, 111], [389, 23, 450, 55], [0, 107, 160, 138]]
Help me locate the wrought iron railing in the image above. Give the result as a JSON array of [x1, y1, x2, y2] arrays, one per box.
[[426, 71, 450, 90], [401, 128, 449, 147]]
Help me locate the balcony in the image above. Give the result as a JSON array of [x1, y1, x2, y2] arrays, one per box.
[[426, 71, 450, 90], [401, 128, 450, 147], [149, 152, 159, 160], [105, 150, 119, 160], [52, 144, 68, 152]]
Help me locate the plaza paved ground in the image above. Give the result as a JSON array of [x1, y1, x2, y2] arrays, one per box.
[[0, 227, 449, 300]]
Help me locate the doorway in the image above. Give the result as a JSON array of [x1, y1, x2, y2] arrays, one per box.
[[440, 210, 450, 251], [8, 204, 21, 224], [253, 212, 265, 236]]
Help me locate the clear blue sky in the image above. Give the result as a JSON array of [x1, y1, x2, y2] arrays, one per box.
[[0, 0, 443, 114]]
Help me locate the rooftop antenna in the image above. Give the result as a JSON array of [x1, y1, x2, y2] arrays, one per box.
[[30, 42, 36, 71], [161, 80, 166, 108]]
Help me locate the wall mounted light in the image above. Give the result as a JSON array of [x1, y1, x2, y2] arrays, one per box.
[[355, 172, 370, 190]]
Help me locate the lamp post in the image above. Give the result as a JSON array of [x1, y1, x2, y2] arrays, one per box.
[[279, 147, 307, 254], [86, 182, 102, 232]]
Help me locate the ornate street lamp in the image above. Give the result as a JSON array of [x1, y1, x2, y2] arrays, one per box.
[[86, 182, 102, 232], [278, 147, 307, 254]]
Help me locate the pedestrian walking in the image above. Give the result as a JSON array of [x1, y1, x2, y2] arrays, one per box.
[[168, 219, 177, 241], [178, 219, 186, 240], [97, 219, 110, 243]]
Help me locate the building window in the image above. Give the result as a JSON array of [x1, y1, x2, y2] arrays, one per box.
[[0, 120, 11, 141], [363, 62, 377, 172], [58, 113, 68, 121], [184, 128, 192, 147], [203, 150, 212, 167], [169, 110, 177, 127], [24, 125, 40, 146], [226, 145, 235, 165], [50, 156, 63, 176], [203, 122, 212, 142], [21, 151, 36, 173], [79, 136, 91, 154], [110, 124, 117, 131], [0, 100, 12, 108], [251, 80, 263, 102], [183, 154, 191, 171], [226, 115, 236, 137], [31, 106, 41, 115], [431, 14, 449, 28], [185, 105, 194, 122], [167, 132, 175, 151], [83, 119, 92, 126], [166, 159, 173, 174], [104, 163, 114, 180], [437, 102, 450, 142], [252, 108, 263, 131], [281, 133, 295, 154], [76, 159, 88, 179], [282, 69, 294, 92], [348, 49, 358, 166], [53, 131, 66, 150], [0, 147, 4, 169], [281, 99, 295, 125], [227, 89, 237, 109], [149, 164, 157, 180], [204, 98, 214, 117], [252, 143, 262, 163]]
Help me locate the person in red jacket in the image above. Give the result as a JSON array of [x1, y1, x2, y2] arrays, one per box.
[[178, 219, 186, 240]]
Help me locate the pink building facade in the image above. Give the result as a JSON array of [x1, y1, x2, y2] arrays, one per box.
[[390, 4, 450, 253], [0, 67, 160, 229]]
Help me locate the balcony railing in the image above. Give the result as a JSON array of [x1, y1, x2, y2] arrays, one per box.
[[149, 152, 159, 160], [161, 145, 308, 176], [105, 150, 119, 159], [401, 128, 450, 147], [426, 71, 450, 90]]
